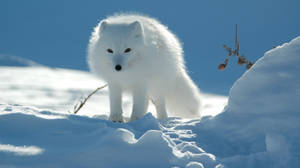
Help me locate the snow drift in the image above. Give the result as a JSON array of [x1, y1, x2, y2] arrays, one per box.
[[190, 36, 300, 167], [0, 104, 222, 168], [221, 36, 300, 167]]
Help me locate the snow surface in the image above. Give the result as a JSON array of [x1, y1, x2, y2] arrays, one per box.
[[1, 36, 300, 167]]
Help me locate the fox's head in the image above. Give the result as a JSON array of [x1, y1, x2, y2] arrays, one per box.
[[96, 20, 145, 72]]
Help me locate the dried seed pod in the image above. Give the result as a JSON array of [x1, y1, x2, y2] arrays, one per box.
[[218, 63, 227, 71], [246, 62, 253, 69], [237, 57, 246, 65], [224, 58, 229, 64]]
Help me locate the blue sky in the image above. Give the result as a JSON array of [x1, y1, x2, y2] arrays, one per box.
[[0, 0, 299, 95]]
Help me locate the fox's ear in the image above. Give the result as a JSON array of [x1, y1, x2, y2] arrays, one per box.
[[99, 20, 108, 33], [129, 21, 144, 38]]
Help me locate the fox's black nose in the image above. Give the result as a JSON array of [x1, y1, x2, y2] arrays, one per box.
[[115, 65, 122, 71]]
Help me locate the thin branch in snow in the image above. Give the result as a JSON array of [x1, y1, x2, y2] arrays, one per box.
[[72, 84, 108, 114]]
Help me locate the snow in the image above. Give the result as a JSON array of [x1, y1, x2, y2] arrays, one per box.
[[0, 105, 222, 168], [1, 36, 300, 167]]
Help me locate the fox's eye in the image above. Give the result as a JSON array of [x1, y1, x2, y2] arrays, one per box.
[[124, 48, 132, 53], [107, 48, 113, 53]]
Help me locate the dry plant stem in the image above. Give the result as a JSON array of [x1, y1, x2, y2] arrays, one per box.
[[220, 24, 254, 70], [73, 84, 108, 114], [221, 45, 254, 70]]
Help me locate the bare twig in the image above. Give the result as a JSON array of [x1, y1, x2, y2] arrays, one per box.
[[219, 24, 254, 70], [73, 84, 108, 114]]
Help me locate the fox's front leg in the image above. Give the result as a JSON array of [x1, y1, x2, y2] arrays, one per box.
[[130, 87, 149, 121], [108, 84, 123, 122]]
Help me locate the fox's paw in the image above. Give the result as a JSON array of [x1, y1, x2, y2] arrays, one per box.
[[109, 113, 124, 123]]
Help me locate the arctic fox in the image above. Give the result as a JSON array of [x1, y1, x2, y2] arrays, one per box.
[[87, 14, 202, 122]]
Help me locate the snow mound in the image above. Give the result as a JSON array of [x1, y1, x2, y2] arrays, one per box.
[[229, 36, 300, 116], [221, 36, 300, 167], [225, 36, 300, 157], [184, 36, 300, 168], [0, 104, 222, 168], [0, 55, 40, 67]]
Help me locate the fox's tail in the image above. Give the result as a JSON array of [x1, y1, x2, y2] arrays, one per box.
[[166, 73, 202, 118]]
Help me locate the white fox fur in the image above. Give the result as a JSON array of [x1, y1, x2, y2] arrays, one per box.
[[87, 14, 202, 122]]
